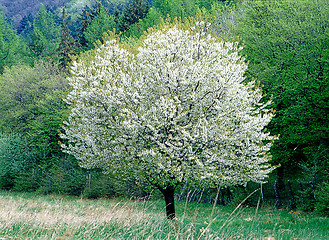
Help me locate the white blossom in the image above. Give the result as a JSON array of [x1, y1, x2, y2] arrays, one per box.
[[61, 23, 277, 190]]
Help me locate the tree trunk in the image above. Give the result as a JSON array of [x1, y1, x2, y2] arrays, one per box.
[[277, 165, 285, 190], [159, 185, 176, 220]]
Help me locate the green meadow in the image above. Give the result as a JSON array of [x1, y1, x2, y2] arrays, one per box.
[[0, 191, 328, 240]]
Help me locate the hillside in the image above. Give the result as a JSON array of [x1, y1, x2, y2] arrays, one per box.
[[0, 0, 87, 27]]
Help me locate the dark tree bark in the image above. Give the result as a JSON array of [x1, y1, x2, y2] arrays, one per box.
[[159, 185, 176, 219], [288, 180, 296, 209], [277, 165, 285, 190], [273, 180, 281, 208]]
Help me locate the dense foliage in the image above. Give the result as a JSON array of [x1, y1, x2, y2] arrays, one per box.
[[0, 12, 33, 73], [213, 0, 329, 185]]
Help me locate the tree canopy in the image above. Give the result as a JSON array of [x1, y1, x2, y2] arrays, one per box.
[[0, 11, 33, 73], [214, 0, 329, 182], [29, 4, 61, 58], [61, 19, 276, 218], [84, 4, 117, 49], [0, 62, 67, 156]]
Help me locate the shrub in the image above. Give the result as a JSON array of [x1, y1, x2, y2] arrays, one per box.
[[13, 169, 40, 192], [0, 132, 34, 189], [315, 181, 329, 216], [83, 172, 116, 199]]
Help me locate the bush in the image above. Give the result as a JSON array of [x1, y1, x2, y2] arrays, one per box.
[[35, 155, 86, 196], [315, 182, 329, 216], [82, 171, 152, 200], [83, 172, 116, 199], [0, 132, 35, 189], [13, 169, 40, 192]]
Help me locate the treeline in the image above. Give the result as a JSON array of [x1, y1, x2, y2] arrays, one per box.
[[1, 0, 219, 71], [0, 0, 328, 214], [0, 0, 220, 197]]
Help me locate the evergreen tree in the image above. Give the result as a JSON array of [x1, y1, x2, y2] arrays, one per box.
[[75, 2, 105, 50], [29, 4, 61, 59], [117, 0, 149, 32], [124, 7, 164, 38], [17, 13, 34, 38], [56, 8, 78, 70], [152, 0, 198, 20], [84, 4, 118, 49], [0, 13, 13, 73], [0, 11, 32, 73], [99, 0, 127, 15]]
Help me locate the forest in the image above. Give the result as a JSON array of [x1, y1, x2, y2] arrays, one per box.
[[0, 0, 328, 217]]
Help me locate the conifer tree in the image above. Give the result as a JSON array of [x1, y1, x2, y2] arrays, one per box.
[[29, 4, 61, 58], [0, 11, 32, 73], [117, 0, 149, 32], [56, 8, 78, 70], [84, 4, 117, 49], [17, 13, 34, 38], [76, 2, 106, 50]]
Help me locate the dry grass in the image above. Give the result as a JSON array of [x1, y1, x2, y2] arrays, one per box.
[[0, 191, 328, 239], [0, 193, 165, 239], [0, 195, 143, 227]]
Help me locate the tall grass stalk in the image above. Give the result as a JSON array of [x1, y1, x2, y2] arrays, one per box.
[[218, 188, 259, 233], [0, 190, 328, 239], [249, 195, 261, 239]]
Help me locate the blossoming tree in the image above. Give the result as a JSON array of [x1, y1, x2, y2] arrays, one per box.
[[61, 19, 276, 219]]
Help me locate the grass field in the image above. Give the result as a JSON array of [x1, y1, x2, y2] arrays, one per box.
[[0, 191, 328, 239]]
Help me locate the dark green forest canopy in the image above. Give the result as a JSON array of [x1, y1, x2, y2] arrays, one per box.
[[214, 0, 329, 179]]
